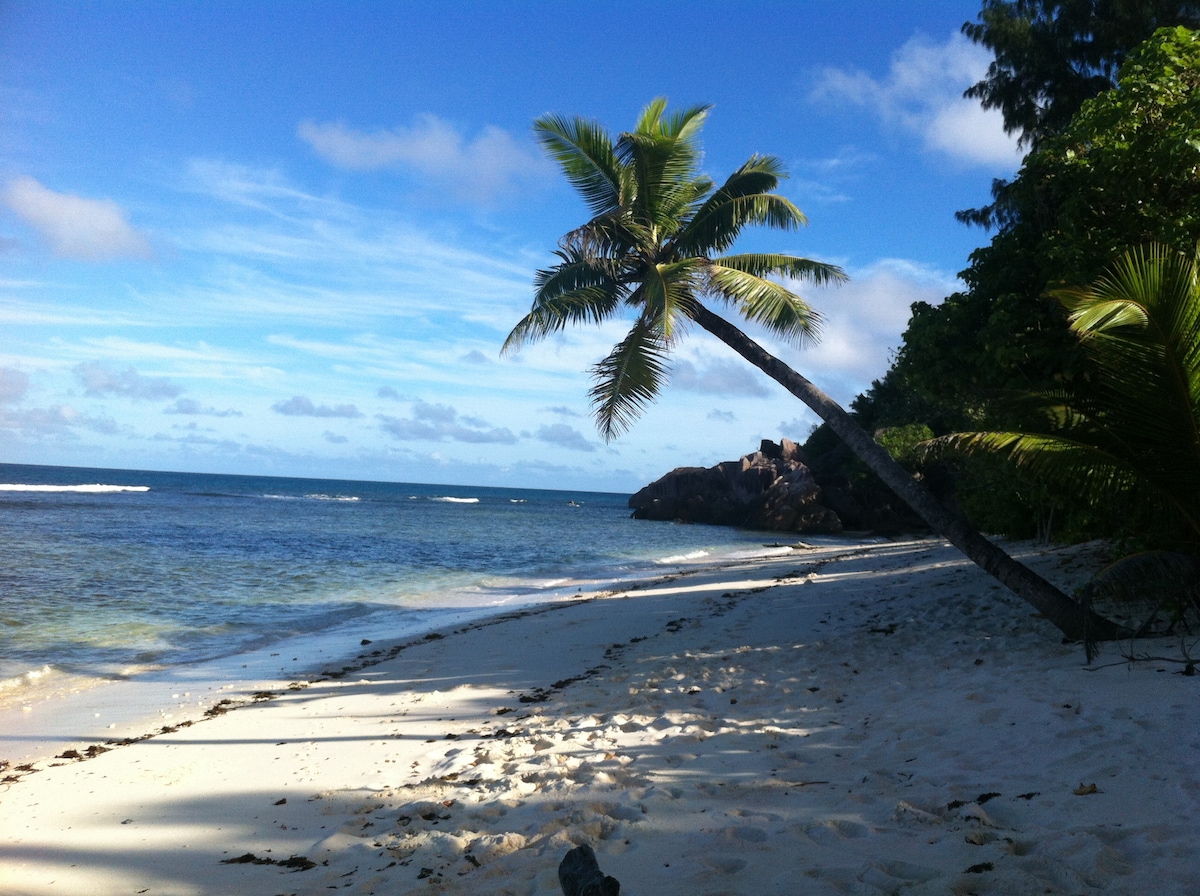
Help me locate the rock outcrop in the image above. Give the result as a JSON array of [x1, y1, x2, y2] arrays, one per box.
[[628, 438, 844, 534]]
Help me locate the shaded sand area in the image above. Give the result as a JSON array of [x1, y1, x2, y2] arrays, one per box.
[[2, 537, 1198, 895]]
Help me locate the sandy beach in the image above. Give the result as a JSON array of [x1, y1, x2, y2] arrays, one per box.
[[2, 536, 1197, 895]]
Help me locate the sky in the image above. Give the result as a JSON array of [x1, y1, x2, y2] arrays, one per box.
[[0, 1, 1025, 493]]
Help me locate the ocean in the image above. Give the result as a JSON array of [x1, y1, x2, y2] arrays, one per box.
[[0, 464, 770, 710]]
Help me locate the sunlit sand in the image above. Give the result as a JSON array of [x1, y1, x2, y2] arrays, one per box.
[[2, 538, 1196, 895]]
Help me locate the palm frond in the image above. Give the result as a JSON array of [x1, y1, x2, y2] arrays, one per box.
[[589, 316, 671, 440], [938, 243, 1200, 548], [559, 213, 650, 266], [715, 252, 847, 285], [635, 258, 705, 343], [501, 255, 624, 354], [676, 158, 807, 254], [634, 98, 711, 141], [705, 263, 823, 345], [633, 97, 669, 135], [617, 107, 709, 235], [617, 133, 703, 233], [930, 430, 1142, 508], [533, 114, 623, 217], [1055, 245, 1200, 484]]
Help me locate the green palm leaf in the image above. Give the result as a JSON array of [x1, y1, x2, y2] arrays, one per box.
[[706, 263, 823, 345], [715, 252, 846, 285], [589, 315, 671, 440], [501, 254, 624, 354], [508, 98, 841, 435], [936, 243, 1200, 548], [637, 258, 705, 343], [533, 114, 624, 217], [676, 156, 805, 255], [559, 214, 647, 268], [934, 430, 1143, 507], [617, 131, 705, 235]]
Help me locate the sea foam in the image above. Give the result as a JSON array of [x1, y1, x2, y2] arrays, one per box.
[[0, 483, 150, 493]]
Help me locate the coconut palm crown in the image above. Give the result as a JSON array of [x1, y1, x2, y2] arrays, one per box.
[[505, 98, 1128, 649], [502, 98, 846, 438]]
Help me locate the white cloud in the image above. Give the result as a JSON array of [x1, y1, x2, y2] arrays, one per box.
[[164, 397, 243, 417], [790, 259, 955, 396], [182, 159, 345, 217], [460, 349, 491, 365], [378, 402, 518, 445], [0, 367, 30, 404], [671, 356, 772, 397], [297, 115, 549, 202], [74, 362, 183, 400], [3, 176, 153, 260], [0, 404, 120, 436], [535, 423, 596, 453], [272, 395, 363, 418], [811, 33, 1021, 169]]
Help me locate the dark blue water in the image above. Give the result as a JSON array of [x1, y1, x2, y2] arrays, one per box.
[[0, 464, 767, 692]]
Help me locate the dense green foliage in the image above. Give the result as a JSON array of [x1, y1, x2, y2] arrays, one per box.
[[964, 0, 1200, 150], [913, 26, 1200, 418], [815, 25, 1200, 543], [933, 244, 1200, 553], [503, 99, 844, 438]]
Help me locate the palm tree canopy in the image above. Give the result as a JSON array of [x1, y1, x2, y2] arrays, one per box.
[[503, 98, 846, 440], [505, 98, 1127, 646], [932, 243, 1200, 550]]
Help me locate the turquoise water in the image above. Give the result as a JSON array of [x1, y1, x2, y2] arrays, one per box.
[[0, 464, 768, 692]]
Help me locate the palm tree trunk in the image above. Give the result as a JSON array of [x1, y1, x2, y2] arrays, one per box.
[[691, 302, 1128, 647]]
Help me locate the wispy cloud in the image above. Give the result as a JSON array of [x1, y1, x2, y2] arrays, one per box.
[[460, 350, 491, 366], [0, 404, 121, 436], [297, 115, 550, 203], [671, 357, 772, 397], [535, 423, 596, 453], [811, 33, 1021, 169], [378, 400, 517, 444], [272, 395, 363, 418], [164, 162, 535, 330], [793, 258, 956, 394], [3, 176, 153, 260], [74, 362, 183, 400], [0, 367, 30, 404], [182, 158, 346, 219], [164, 397, 243, 417]]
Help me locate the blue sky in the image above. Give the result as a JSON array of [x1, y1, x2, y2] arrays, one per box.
[[0, 1, 1022, 493]]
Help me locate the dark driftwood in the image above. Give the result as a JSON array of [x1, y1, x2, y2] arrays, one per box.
[[559, 844, 620, 896]]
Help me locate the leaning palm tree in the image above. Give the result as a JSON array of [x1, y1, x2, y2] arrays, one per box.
[[934, 243, 1200, 553], [503, 98, 1123, 645]]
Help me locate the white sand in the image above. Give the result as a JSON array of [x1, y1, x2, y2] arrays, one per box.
[[1, 536, 1197, 895]]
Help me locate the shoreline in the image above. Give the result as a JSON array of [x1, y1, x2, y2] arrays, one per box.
[[3, 536, 1198, 895], [0, 539, 809, 768]]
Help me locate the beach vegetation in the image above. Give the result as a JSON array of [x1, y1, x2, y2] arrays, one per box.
[[962, 0, 1200, 153], [931, 243, 1200, 556], [846, 25, 1200, 541], [504, 98, 1125, 646]]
